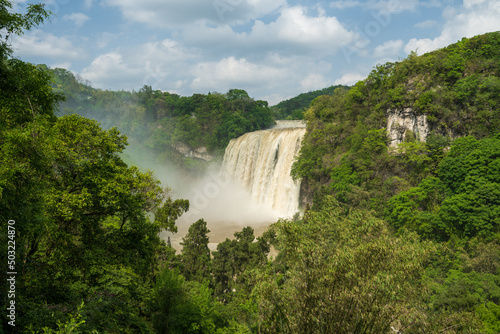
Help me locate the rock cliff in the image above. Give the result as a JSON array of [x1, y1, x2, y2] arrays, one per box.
[[387, 108, 429, 147]]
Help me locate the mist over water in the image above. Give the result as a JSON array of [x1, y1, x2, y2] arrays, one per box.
[[123, 121, 306, 252], [160, 170, 282, 251]]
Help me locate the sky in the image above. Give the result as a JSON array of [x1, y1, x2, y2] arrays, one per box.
[[10, 0, 500, 105]]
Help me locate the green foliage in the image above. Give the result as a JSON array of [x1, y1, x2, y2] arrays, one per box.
[[476, 302, 500, 334], [271, 85, 347, 120], [155, 198, 190, 233], [180, 219, 212, 283], [421, 240, 500, 333], [151, 268, 227, 334], [0, 20, 191, 329], [0, 0, 50, 58], [211, 227, 270, 302], [0, 112, 190, 332], [253, 196, 435, 333], [431, 270, 500, 312], [386, 134, 500, 241], [29, 302, 90, 334], [293, 32, 500, 216]]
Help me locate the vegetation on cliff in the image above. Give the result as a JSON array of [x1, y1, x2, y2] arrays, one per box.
[[291, 31, 500, 332], [49, 70, 274, 174]]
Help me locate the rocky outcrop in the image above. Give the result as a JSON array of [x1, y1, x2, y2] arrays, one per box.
[[387, 108, 429, 147], [173, 143, 214, 161]]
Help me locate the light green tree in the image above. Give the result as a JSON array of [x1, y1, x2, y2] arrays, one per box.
[[253, 196, 435, 333]]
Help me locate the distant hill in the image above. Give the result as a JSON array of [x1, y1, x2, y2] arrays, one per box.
[[271, 85, 348, 119], [45, 68, 275, 174]]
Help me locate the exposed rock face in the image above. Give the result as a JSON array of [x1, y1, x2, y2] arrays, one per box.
[[173, 143, 214, 161], [387, 108, 429, 147]]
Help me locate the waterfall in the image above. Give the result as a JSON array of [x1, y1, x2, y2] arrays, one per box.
[[221, 121, 306, 217]]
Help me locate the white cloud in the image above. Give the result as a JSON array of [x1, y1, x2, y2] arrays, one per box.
[[189, 55, 336, 103], [81, 53, 140, 89], [95, 32, 119, 49], [463, 0, 487, 8], [63, 13, 90, 27], [84, 0, 94, 10], [334, 72, 365, 86], [190, 57, 288, 91], [81, 39, 196, 90], [405, 0, 500, 55], [330, 1, 362, 9], [102, 0, 285, 28], [373, 39, 403, 57], [300, 74, 330, 92], [51, 62, 72, 70], [414, 20, 437, 29], [180, 6, 356, 60], [252, 6, 353, 48], [330, 0, 421, 12], [11, 31, 85, 61]]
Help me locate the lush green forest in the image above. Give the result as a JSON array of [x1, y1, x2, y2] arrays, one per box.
[[271, 85, 346, 120], [291, 31, 500, 332], [1, 1, 500, 332]]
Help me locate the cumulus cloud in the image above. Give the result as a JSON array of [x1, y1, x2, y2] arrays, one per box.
[[11, 31, 85, 61], [405, 0, 500, 55], [81, 39, 196, 90], [300, 74, 330, 92], [190, 57, 288, 91], [102, 0, 285, 28], [81, 36, 338, 105], [81, 53, 141, 89], [189, 55, 335, 104], [63, 13, 90, 27], [183, 6, 355, 58], [373, 39, 403, 57], [334, 72, 366, 86], [251, 6, 354, 48]]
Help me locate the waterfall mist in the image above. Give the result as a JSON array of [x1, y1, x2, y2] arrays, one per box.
[[151, 121, 306, 251]]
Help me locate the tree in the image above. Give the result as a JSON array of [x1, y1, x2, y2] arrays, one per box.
[[386, 135, 500, 241], [0, 0, 49, 58], [212, 227, 270, 302], [151, 267, 228, 334], [253, 196, 435, 333], [180, 219, 212, 283], [0, 114, 191, 331]]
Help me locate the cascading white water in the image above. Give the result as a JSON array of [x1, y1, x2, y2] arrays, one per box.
[[221, 121, 306, 217]]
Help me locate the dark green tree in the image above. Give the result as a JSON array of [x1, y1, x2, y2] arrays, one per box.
[[212, 227, 270, 302], [180, 219, 212, 283]]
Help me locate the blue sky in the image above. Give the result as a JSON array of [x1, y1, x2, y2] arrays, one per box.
[[11, 0, 500, 104]]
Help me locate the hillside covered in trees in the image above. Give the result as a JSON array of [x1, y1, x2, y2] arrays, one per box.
[[270, 85, 346, 120], [49, 69, 274, 174], [1, 0, 500, 332], [291, 31, 500, 332]]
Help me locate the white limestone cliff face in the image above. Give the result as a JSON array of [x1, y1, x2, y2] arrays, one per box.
[[387, 108, 429, 147]]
